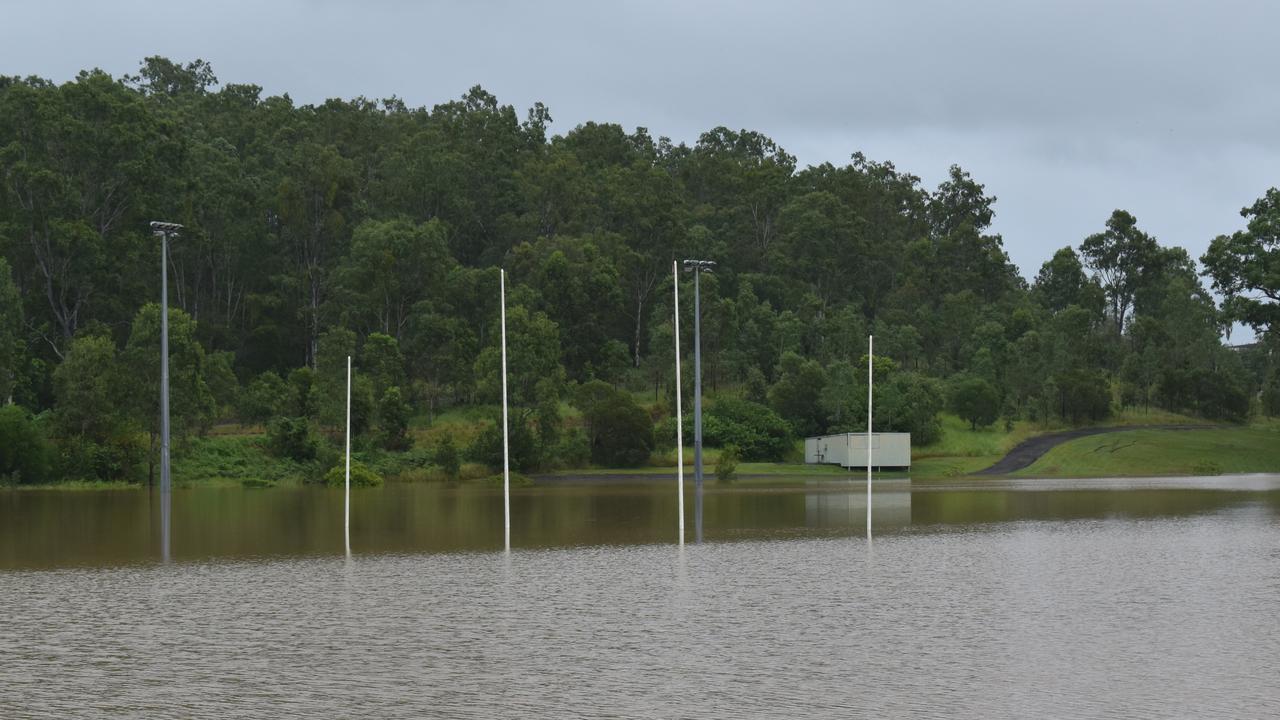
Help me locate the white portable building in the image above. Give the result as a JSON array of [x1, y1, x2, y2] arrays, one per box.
[[804, 433, 911, 469]]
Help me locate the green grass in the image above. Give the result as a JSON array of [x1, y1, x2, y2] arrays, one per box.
[[1016, 421, 1280, 478]]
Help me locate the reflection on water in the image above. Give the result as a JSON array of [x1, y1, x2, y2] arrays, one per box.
[[3, 476, 1280, 717], [2, 475, 1280, 569]]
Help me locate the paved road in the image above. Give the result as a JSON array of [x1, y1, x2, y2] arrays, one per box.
[[975, 424, 1216, 475]]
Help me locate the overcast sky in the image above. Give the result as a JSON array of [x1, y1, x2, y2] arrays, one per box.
[[4, 0, 1278, 336]]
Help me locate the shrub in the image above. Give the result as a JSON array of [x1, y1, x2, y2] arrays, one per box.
[[467, 414, 540, 473], [572, 381, 654, 467], [239, 371, 290, 425], [0, 406, 53, 484], [949, 375, 1000, 430], [1055, 369, 1112, 423], [701, 397, 793, 461], [265, 416, 318, 462], [323, 460, 383, 487], [434, 435, 461, 479], [715, 444, 740, 483]]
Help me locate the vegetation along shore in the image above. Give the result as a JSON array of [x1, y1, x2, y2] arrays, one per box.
[[1, 58, 1278, 488]]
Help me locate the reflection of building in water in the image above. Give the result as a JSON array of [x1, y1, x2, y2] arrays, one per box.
[[805, 485, 912, 529]]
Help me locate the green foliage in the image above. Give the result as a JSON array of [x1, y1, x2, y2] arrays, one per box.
[[265, 416, 318, 462], [767, 352, 828, 437], [1053, 369, 1113, 424], [323, 460, 383, 488], [240, 371, 291, 425], [571, 380, 654, 467], [121, 304, 217, 439], [3, 60, 1275, 484], [434, 435, 461, 479], [0, 258, 21, 402], [467, 413, 541, 473], [715, 444, 740, 483], [949, 375, 1000, 430], [1202, 188, 1280, 334], [377, 386, 412, 450], [702, 397, 793, 462], [53, 335, 125, 443], [0, 405, 53, 484]]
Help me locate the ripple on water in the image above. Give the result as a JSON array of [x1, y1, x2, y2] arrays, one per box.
[[3, 513, 1280, 718]]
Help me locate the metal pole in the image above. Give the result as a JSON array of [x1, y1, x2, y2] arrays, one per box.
[[867, 335, 873, 540], [693, 269, 704, 544], [673, 261, 684, 543], [500, 269, 511, 551], [345, 355, 351, 557], [159, 231, 171, 561], [693, 269, 703, 492]]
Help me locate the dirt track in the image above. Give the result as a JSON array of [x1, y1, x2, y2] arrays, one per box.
[[974, 424, 1216, 475]]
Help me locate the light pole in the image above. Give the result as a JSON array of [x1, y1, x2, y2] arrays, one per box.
[[151, 221, 182, 561], [682, 259, 714, 540]]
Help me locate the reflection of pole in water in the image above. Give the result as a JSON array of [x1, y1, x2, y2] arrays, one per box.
[[695, 482, 704, 544], [161, 484, 170, 562]]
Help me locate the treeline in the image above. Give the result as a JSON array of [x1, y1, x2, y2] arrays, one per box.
[[1, 58, 1277, 484]]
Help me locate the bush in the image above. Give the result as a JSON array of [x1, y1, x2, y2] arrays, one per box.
[[323, 460, 383, 487], [434, 435, 461, 479], [467, 414, 540, 473], [265, 416, 318, 462], [377, 386, 413, 451], [572, 381, 654, 467], [715, 444, 740, 483], [1055, 369, 1112, 423], [239, 371, 290, 425], [701, 397, 793, 461], [949, 375, 1000, 430], [0, 405, 53, 484], [57, 434, 145, 483]]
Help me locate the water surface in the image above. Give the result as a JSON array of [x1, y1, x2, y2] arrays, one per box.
[[2, 475, 1278, 717]]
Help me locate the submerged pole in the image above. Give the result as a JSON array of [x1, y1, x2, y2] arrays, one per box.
[[501, 269, 511, 551], [160, 230, 171, 561], [673, 261, 685, 543], [867, 335, 873, 540], [345, 354, 351, 556], [693, 269, 703, 493]]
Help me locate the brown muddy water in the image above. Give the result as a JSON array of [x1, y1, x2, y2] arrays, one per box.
[[2, 475, 1279, 717]]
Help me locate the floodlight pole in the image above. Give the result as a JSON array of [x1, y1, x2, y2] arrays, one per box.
[[151, 221, 182, 561]]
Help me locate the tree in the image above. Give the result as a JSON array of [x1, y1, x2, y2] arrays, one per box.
[[1080, 210, 1161, 333], [52, 334, 125, 442], [1202, 188, 1280, 334], [949, 375, 1000, 430], [701, 397, 793, 461], [121, 304, 216, 482], [0, 404, 53, 484], [331, 218, 453, 340], [1033, 247, 1104, 315], [0, 257, 21, 401], [571, 380, 654, 467], [767, 352, 828, 437]]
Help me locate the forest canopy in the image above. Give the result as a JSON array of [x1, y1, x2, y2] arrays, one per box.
[[1, 57, 1276, 483]]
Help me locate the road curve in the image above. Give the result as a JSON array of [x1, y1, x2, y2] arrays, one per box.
[[975, 424, 1216, 475]]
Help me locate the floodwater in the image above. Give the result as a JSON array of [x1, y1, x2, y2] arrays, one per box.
[[2, 475, 1279, 717]]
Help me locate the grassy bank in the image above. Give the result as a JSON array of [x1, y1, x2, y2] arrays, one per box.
[[1016, 421, 1280, 478], [12, 410, 1274, 490]]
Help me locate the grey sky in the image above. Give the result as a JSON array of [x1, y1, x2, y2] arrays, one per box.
[[4, 0, 1278, 334]]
